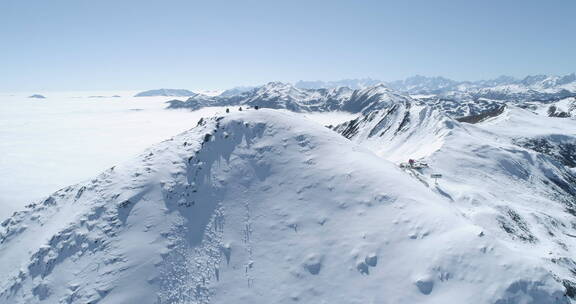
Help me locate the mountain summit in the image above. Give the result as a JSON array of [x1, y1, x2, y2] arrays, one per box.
[[1, 109, 572, 303]]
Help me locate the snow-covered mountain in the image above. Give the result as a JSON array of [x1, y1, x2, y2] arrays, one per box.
[[411, 95, 506, 118], [520, 74, 576, 91], [345, 74, 576, 96], [333, 101, 576, 301], [167, 82, 355, 112], [166, 74, 576, 120], [393, 74, 576, 108], [340, 83, 414, 114], [219, 86, 258, 97], [390, 74, 576, 118], [295, 74, 574, 93], [386, 75, 461, 93], [542, 97, 576, 118], [1, 109, 574, 303], [135, 89, 200, 97], [167, 82, 417, 115], [293, 74, 576, 113], [295, 78, 382, 90], [333, 101, 456, 161]]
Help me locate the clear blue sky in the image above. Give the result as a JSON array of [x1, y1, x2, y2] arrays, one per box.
[[1, 0, 575, 91]]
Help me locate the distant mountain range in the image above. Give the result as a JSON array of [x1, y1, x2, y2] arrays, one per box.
[[137, 73, 576, 100], [3, 104, 576, 303], [296, 73, 576, 95], [295, 78, 382, 90], [163, 73, 576, 120], [134, 89, 199, 97], [4, 73, 576, 303], [166, 82, 411, 114]]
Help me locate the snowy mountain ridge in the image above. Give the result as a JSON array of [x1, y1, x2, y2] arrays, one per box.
[[366, 73, 576, 117], [1, 109, 575, 303], [166, 73, 576, 120], [332, 101, 456, 161], [333, 101, 576, 301], [167, 82, 417, 115], [295, 78, 382, 90], [297, 73, 576, 95], [167, 82, 355, 112]]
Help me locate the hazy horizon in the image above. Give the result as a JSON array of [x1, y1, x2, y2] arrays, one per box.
[[1, 0, 575, 92], [2, 72, 576, 94]]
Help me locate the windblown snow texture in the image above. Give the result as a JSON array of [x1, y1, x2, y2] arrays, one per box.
[[335, 102, 576, 303], [1, 109, 572, 303]]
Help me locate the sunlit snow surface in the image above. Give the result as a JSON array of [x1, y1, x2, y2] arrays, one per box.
[[0, 109, 569, 303], [0, 91, 354, 219]]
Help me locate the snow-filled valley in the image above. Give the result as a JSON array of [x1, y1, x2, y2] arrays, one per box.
[[1, 79, 576, 303]]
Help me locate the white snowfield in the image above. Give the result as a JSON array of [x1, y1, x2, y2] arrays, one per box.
[[335, 102, 576, 303], [0, 109, 573, 303]]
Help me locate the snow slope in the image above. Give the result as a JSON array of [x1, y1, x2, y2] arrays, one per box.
[[333, 101, 457, 162], [0, 109, 570, 303], [0, 92, 354, 221], [335, 103, 576, 301], [0, 92, 231, 219], [535, 97, 576, 118]]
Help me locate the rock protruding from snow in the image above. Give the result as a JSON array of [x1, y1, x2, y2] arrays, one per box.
[[456, 105, 506, 124], [333, 101, 457, 162], [28, 94, 46, 99], [340, 83, 414, 114]]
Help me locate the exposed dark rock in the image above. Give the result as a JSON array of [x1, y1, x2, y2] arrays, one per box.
[[456, 105, 506, 124]]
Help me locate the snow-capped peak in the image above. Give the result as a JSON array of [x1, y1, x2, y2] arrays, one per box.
[[0, 109, 572, 303], [341, 83, 414, 113], [253, 82, 306, 99]]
